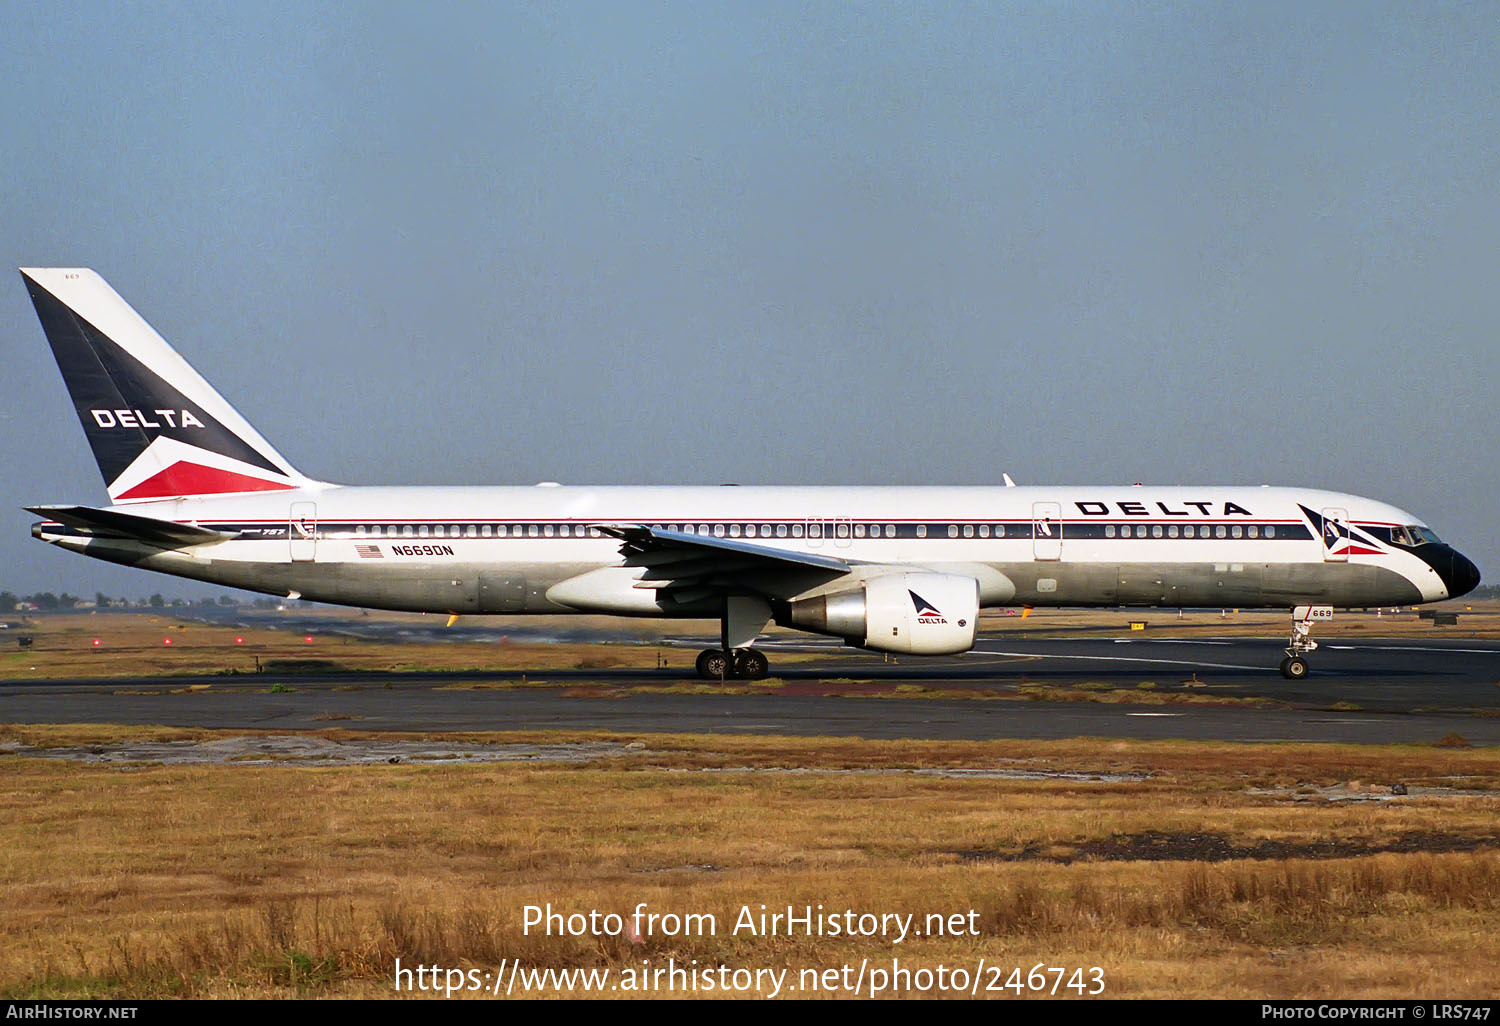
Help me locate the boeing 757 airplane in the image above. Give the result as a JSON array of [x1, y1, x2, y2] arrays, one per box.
[[19, 268, 1481, 679]]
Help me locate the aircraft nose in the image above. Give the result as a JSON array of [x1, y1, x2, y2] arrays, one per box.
[[1440, 549, 1481, 599]]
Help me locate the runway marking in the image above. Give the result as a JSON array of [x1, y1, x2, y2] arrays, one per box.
[[1111, 639, 1232, 646], [1323, 645, 1500, 654], [955, 654, 1039, 666], [973, 648, 1263, 671]]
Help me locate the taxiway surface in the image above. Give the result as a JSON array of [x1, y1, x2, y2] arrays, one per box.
[[2, 636, 1497, 745]]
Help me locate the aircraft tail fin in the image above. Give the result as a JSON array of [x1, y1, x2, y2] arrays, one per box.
[[20, 268, 318, 503]]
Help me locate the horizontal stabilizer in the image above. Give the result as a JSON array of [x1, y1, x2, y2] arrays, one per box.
[[27, 505, 235, 547]]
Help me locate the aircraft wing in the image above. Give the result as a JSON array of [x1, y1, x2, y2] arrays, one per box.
[[27, 505, 237, 548], [594, 523, 852, 602], [597, 524, 852, 571]]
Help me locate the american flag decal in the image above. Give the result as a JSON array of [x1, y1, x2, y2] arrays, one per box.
[[354, 544, 383, 559]]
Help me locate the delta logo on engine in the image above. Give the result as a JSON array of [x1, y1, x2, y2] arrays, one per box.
[[911, 590, 964, 627]]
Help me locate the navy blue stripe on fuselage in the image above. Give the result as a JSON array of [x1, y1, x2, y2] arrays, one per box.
[[46, 520, 1317, 543]]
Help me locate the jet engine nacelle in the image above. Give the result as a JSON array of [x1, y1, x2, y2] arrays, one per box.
[[786, 572, 979, 655]]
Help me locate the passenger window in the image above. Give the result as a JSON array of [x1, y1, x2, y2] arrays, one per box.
[[761, 524, 772, 536], [995, 525, 1005, 538], [777, 524, 788, 538], [528, 525, 538, 537], [1216, 525, 1227, 539], [962, 525, 973, 538], [809, 524, 822, 538], [916, 525, 927, 538], [544, 525, 554, 537], [978, 525, 989, 538], [481, 525, 492, 537], [1247, 525, 1257, 539], [1265, 526, 1275, 539], [854, 524, 865, 538], [947, 525, 958, 538], [729, 524, 741, 537], [1231, 526, 1242, 539], [792, 524, 804, 538], [1152, 525, 1163, 538], [1167, 525, 1178, 538], [885, 525, 896, 538], [1105, 525, 1115, 538], [836, 523, 849, 538]]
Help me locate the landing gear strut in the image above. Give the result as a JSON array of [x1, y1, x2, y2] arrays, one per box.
[[695, 647, 769, 680], [1280, 605, 1331, 679], [696, 595, 774, 681]]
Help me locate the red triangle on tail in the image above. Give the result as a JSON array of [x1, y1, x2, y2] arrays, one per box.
[[116, 461, 296, 500]]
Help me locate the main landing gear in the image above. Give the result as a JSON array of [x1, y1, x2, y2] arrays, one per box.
[[1280, 605, 1331, 679], [697, 595, 774, 680], [695, 647, 770, 680]]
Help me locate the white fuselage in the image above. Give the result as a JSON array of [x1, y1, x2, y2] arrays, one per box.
[[37, 483, 1458, 615]]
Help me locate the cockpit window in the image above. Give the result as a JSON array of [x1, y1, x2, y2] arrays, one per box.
[[1395, 525, 1441, 546]]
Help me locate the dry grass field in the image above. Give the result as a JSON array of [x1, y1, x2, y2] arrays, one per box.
[[1, 726, 1499, 999], [2, 608, 1497, 999], [0, 612, 692, 679]]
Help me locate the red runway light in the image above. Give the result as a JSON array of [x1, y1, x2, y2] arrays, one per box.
[[163, 638, 173, 646], [304, 635, 314, 643], [235, 637, 244, 645], [92, 639, 101, 647]]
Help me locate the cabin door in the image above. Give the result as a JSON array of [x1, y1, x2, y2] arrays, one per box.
[[1032, 502, 1062, 561], [1321, 506, 1349, 562], [290, 502, 317, 562]]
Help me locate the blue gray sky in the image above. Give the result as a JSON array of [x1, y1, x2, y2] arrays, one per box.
[[2, 2, 1496, 597]]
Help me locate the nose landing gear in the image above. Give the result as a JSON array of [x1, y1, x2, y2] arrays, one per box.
[[1281, 605, 1332, 679]]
